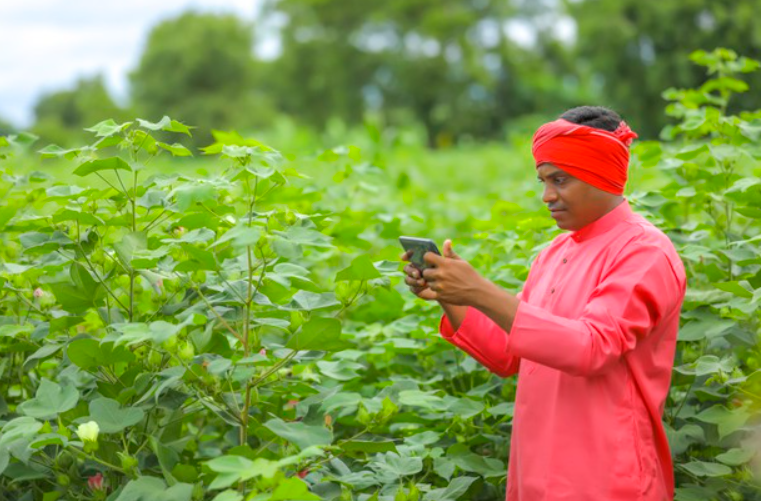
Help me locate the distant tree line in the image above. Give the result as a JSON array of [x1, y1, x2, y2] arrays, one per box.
[[11, 0, 761, 147]]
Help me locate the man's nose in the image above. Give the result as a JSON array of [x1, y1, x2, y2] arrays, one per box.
[[542, 184, 558, 204]]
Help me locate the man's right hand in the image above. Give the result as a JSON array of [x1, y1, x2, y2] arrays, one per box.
[[401, 250, 438, 301]]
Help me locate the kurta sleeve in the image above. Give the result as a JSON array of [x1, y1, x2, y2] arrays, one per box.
[[439, 304, 521, 378], [507, 244, 684, 377]]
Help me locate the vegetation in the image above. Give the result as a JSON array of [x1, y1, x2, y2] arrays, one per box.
[[0, 49, 759, 501]]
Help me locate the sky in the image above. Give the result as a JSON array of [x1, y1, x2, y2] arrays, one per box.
[[0, 0, 270, 127]]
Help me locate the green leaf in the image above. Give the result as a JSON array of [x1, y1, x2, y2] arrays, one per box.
[[211, 491, 243, 501], [371, 452, 423, 479], [286, 317, 341, 351], [114, 476, 192, 501], [273, 226, 334, 248], [52, 209, 105, 226], [0, 206, 16, 229], [422, 476, 477, 501], [341, 440, 398, 454], [681, 461, 732, 477], [158, 142, 192, 157], [264, 417, 333, 450], [316, 360, 363, 380], [712, 281, 754, 298], [17, 379, 79, 419], [211, 225, 261, 248], [715, 447, 755, 466], [447, 444, 504, 477], [115, 231, 148, 268], [678, 319, 735, 342], [279, 291, 340, 311], [88, 398, 145, 433], [335, 254, 382, 282], [137, 116, 192, 136], [270, 478, 321, 501], [694, 405, 750, 439], [106, 321, 184, 347], [74, 156, 131, 176], [84, 119, 132, 137], [206, 447, 324, 489], [173, 184, 215, 211], [398, 390, 447, 411], [49, 283, 95, 313]]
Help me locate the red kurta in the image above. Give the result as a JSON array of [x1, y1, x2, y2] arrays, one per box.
[[440, 199, 686, 500]]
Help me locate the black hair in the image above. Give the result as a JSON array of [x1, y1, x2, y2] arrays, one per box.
[[559, 106, 622, 132]]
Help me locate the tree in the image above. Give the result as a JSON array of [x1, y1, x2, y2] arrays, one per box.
[[0, 117, 14, 136], [566, 0, 761, 137], [130, 12, 275, 144], [32, 75, 125, 146], [264, 0, 585, 147]]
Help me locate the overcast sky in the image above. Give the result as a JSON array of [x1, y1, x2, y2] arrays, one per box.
[[0, 0, 269, 127]]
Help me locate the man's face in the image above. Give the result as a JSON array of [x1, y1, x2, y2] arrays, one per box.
[[536, 163, 619, 231]]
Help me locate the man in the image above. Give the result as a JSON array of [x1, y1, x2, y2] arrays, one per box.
[[401, 106, 686, 500]]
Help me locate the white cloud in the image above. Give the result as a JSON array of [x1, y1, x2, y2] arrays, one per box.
[[0, 0, 261, 127]]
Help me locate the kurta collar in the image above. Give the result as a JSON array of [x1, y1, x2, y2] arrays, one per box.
[[570, 198, 632, 243]]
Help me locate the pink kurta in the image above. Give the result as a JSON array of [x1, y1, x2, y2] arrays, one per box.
[[439, 199, 686, 500]]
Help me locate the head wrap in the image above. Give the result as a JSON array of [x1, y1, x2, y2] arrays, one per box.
[[531, 118, 638, 195]]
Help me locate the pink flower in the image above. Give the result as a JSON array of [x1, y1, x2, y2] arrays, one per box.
[[297, 469, 309, 479], [286, 399, 299, 409], [259, 348, 266, 356], [156, 279, 164, 289], [87, 472, 105, 491], [33, 288, 44, 298]]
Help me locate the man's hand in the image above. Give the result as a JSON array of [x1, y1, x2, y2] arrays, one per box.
[[401, 249, 439, 301], [421, 239, 487, 306]]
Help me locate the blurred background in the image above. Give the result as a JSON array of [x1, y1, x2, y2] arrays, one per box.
[[2, 0, 761, 150]]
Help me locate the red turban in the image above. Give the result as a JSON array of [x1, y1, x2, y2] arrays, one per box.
[[531, 119, 638, 195]]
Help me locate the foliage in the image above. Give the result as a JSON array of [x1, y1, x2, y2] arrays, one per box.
[[1, 49, 760, 500], [129, 12, 276, 145], [568, 0, 761, 138], [632, 48, 761, 500], [263, 0, 590, 147], [32, 75, 127, 147]]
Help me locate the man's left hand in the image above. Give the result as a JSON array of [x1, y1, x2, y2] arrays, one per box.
[[422, 239, 488, 306]]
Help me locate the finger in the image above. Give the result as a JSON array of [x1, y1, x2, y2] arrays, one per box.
[[404, 264, 420, 278], [423, 251, 444, 266], [400, 250, 412, 261], [443, 239, 460, 260], [421, 268, 437, 281]]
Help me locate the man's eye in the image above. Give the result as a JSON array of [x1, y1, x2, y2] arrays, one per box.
[[554, 177, 566, 184]]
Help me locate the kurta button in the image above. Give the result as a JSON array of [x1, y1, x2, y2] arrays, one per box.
[[562, 258, 567, 264], [550, 288, 555, 294]]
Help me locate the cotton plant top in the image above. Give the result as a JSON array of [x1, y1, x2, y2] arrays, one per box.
[[439, 199, 687, 500]]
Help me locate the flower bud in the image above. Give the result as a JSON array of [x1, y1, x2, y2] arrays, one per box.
[[33, 287, 44, 298], [87, 472, 105, 492], [77, 421, 99, 452]]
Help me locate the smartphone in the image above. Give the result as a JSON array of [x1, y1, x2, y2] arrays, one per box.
[[399, 236, 441, 271]]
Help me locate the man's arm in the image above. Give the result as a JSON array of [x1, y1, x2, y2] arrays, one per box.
[[475, 244, 684, 377], [469, 283, 521, 334], [437, 301, 468, 331], [437, 299, 522, 378]]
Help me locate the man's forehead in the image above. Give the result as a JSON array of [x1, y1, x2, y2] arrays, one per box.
[[536, 163, 567, 178]]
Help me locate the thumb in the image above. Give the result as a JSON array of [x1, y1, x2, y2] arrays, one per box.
[[443, 239, 460, 259]]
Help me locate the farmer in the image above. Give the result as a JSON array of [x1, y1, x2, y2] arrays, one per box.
[[401, 106, 687, 500]]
